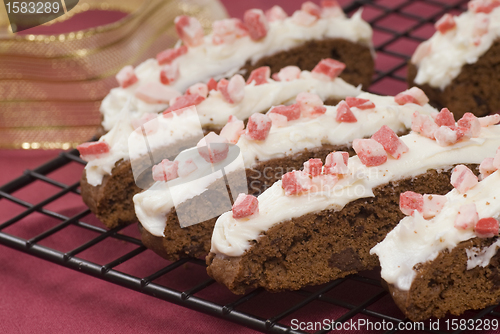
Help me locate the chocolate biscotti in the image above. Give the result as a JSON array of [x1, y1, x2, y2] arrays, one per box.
[[372, 155, 500, 321], [408, 0, 500, 119], [101, 1, 374, 132], [206, 115, 500, 294], [134, 91, 439, 261], [79, 62, 361, 229]]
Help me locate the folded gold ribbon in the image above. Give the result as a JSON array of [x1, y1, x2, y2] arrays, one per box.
[[0, 0, 227, 149]]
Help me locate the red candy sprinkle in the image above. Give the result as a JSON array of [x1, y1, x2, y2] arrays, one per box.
[[160, 63, 179, 85], [400, 191, 424, 216], [246, 113, 272, 141], [174, 16, 204, 47], [296, 92, 326, 118], [434, 126, 463, 146], [345, 97, 366, 108], [152, 159, 179, 182], [217, 75, 246, 104], [352, 139, 387, 167], [282, 171, 312, 195], [292, 10, 318, 26], [411, 112, 439, 140], [116, 65, 138, 88], [422, 194, 447, 219], [435, 14, 456, 34], [395, 93, 419, 105], [244, 9, 269, 41], [272, 66, 301, 81], [246, 66, 270, 85], [269, 103, 301, 121], [220, 115, 245, 144], [312, 58, 346, 81], [212, 18, 248, 45], [479, 157, 496, 179], [186, 83, 208, 98], [156, 45, 188, 65], [395, 87, 429, 106], [371, 125, 409, 159], [355, 101, 375, 110], [268, 113, 288, 127], [478, 114, 500, 127], [303, 158, 323, 177], [163, 94, 205, 114], [475, 217, 499, 238], [272, 66, 301, 82], [232, 193, 259, 219], [457, 113, 481, 137], [336, 101, 357, 123]]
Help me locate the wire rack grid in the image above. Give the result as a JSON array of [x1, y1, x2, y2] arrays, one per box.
[[1, 0, 499, 333]]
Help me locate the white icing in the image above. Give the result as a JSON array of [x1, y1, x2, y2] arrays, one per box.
[[413, 7, 500, 89], [100, 10, 372, 130], [102, 70, 360, 132], [127, 110, 203, 162], [466, 239, 500, 270], [135, 93, 437, 237], [91, 76, 360, 186], [372, 169, 500, 291], [212, 126, 500, 257], [237, 93, 435, 167], [198, 72, 361, 128]]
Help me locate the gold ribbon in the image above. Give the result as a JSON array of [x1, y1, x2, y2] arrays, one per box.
[[0, 0, 227, 149]]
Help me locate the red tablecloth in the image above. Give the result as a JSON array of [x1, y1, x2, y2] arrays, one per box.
[[1, 1, 484, 333]]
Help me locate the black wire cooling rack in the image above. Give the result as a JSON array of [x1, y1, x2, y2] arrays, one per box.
[[2, 0, 500, 333]]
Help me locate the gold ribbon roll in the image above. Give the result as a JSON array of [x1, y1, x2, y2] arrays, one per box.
[[0, 0, 228, 149]]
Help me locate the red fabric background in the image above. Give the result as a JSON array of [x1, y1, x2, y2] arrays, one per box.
[[4, 1, 282, 331]]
